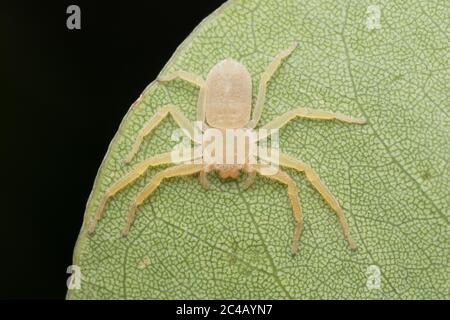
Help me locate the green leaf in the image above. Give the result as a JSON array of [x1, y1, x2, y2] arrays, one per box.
[[68, 0, 450, 299]]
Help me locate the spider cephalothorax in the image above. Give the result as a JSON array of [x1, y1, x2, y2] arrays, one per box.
[[88, 43, 366, 255], [213, 164, 243, 179]]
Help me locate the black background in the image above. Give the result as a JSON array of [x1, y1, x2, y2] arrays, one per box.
[[1, 0, 227, 299]]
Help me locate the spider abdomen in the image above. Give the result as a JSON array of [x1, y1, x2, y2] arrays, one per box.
[[204, 58, 252, 129]]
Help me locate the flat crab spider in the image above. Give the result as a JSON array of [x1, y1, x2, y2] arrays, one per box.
[[88, 43, 366, 255]]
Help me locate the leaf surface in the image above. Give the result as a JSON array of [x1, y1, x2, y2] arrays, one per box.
[[68, 0, 450, 299]]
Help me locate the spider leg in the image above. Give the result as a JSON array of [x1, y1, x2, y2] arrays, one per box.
[[247, 42, 298, 129], [242, 163, 256, 189], [124, 104, 199, 164], [89, 152, 177, 234], [259, 107, 366, 138], [254, 165, 304, 255], [157, 71, 206, 122], [199, 165, 212, 190], [277, 152, 357, 250], [122, 164, 202, 236], [158, 70, 205, 88]]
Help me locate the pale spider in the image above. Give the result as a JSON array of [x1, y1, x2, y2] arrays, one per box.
[[88, 43, 366, 255]]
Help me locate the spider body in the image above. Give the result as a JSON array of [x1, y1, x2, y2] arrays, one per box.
[[89, 43, 367, 255]]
